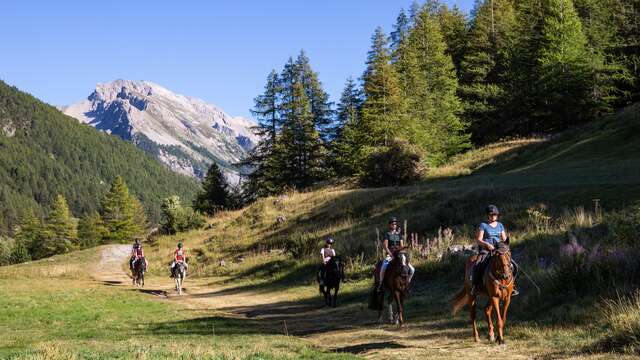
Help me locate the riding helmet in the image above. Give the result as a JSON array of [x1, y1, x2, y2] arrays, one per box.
[[326, 237, 335, 245], [486, 205, 500, 215], [388, 216, 398, 224], [134, 238, 141, 245], [177, 242, 183, 248]]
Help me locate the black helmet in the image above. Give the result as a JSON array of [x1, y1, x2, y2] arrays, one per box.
[[134, 238, 141, 245], [486, 205, 500, 215], [326, 237, 335, 245], [388, 217, 398, 224], [177, 242, 183, 249]]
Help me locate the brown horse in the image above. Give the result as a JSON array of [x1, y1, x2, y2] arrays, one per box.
[[372, 250, 410, 326], [452, 243, 515, 344]]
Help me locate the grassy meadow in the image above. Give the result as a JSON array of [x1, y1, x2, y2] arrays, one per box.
[[1, 103, 639, 358]]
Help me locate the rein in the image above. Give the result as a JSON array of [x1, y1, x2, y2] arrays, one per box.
[[488, 250, 514, 291]]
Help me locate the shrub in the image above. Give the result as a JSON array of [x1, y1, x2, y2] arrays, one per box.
[[595, 290, 640, 354], [283, 233, 319, 258], [161, 196, 205, 234], [359, 139, 424, 187]]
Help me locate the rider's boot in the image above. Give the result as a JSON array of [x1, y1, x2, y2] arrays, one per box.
[[512, 288, 520, 296]]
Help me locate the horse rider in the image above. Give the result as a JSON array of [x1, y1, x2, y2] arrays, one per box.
[[170, 241, 188, 278], [129, 238, 147, 273], [318, 237, 336, 286], [377, 217, 415, 291], [470, 205, 519, 295]]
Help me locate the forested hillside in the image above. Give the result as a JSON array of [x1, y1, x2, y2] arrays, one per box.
[[243, 0, 640, 198], [0, 80, 200, 234]]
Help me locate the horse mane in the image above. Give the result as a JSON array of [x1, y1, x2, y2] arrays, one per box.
[[496, 242, 510, 254]]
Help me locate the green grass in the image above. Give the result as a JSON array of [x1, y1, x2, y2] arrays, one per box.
[[0, 279, 359, 360]]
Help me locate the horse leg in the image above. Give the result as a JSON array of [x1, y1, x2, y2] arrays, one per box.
[[470, 297, 480, 342], [496, 296, 511, 344], [394, 291, 404, 327], [376, 290, 385, 324], [333, 284, 339, 308], [485, 299, 495, 342], [388, 294, 394, 323]]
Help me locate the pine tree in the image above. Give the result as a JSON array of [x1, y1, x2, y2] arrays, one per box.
[[244, 70, 283, 198], [359, 27, 406, 151], [438, 4, 468, 75], [332, 77, 364, 176], [101, 176, 139, 244], [397, 8, 469, 165], [538, 0, 592, 129], [77, 211, 106, 248], [509, 0, 593, 132], [278, 55, 326, 188], [390, 9, 411, 60], [16, 209, 43, 259], [43, 194, 78, 257], [459, 0, 517, 142], [297, 51, 334, 141], [193, 162, 230, 215]]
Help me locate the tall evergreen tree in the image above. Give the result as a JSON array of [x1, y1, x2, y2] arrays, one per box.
[[101, 176, 141, 244], [509, 0, 593, 132], [438, 4, 469, 75], [397, 8, 469, 164], [459, 0, 517, 143], [16, 209, 43, 259], [193, 162, 231, 215], [278, 55, 326, 188], [390, 9, 411, 59], [332, 77, 364, 176], [359, 27, 406, 150], [42, 195, 77, 258], [297, 51, 334, 141], [77, 211, 106, 248]]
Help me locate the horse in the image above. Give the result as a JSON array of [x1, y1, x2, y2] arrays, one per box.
[[452, 242, 515, 344], [173, 262, 186, 295], [371, 250, 411, 326], [318, 256, 345, 307], [132, 257, 145, 287]]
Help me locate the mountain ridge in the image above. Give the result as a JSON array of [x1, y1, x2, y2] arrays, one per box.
[[63, 79, 257, 182]]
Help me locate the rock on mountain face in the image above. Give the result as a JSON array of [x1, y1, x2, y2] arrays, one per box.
[[63, 80, 256, 182]]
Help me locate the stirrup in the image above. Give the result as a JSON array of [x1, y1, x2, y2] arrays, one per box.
[[512, 288, 520, 296]]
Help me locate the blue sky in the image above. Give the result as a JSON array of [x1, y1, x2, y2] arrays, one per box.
[[1, 0, 474, 119]]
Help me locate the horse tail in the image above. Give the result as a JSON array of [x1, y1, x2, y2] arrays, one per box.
[[451, 287, 471, 316]]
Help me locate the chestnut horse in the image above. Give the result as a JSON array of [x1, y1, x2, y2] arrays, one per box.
[[452, 243, 515, 344], [372, 250, 410, 326]]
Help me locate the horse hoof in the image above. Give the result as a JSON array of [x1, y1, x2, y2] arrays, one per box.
[[489, 334, 496, 342]]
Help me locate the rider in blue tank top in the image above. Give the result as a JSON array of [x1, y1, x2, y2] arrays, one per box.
[[471, 205, 519, 296], [479, 221, 505, 248]]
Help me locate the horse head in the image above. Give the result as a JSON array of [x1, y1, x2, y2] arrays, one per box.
[[493, 244, 512, 280], [396, 251, 410, 277]]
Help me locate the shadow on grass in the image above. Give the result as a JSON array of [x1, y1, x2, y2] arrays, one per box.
[[145, 315, 277, 336], [333, 341, 408, 354]]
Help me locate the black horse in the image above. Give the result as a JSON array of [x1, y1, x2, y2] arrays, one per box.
[[132, 257, 146, 287], [318, 256, 345, 307]]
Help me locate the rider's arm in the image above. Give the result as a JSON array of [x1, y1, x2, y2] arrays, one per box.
[[476, 227, 494, 251], [500, 229, 508, 242], [383, 239, 393, 257]]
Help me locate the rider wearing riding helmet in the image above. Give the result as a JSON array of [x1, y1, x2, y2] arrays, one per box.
[[130, 238, 148, 272], [170, 241, 188, 278], [377, 217, 415, 291], [318, 237, 336, 286], [471, 205, 519, 295]]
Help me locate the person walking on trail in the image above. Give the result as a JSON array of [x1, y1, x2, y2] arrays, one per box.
[[318, 237, 336, 286], [129, 238, 147, 273], [377, 217, 414, 291], [170, 241, 188, 278], [470, 205, 519, 296]]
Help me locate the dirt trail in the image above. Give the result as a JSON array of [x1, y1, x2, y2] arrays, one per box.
[[90, 245, 566, 359]]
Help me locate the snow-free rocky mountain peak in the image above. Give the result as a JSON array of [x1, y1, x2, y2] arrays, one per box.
[[63, 80, 256, 182]]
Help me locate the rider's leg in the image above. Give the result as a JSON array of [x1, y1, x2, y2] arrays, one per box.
[[511, 259, 520, 296], [407, 264, 415, 284], [377, 258, 390, 290]]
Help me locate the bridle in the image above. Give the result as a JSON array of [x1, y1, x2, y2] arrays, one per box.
[[488, 249, 514, 291]]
